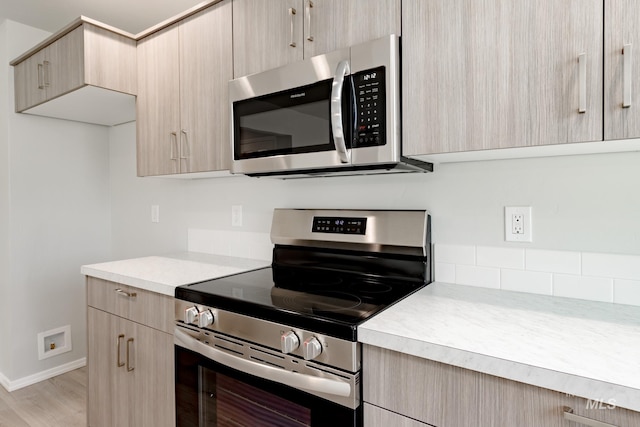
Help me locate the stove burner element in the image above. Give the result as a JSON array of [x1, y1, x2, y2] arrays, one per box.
[[347, 281, 393, 294]]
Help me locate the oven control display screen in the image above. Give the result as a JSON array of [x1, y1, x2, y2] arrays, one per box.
[[312, 217, 367, 235]]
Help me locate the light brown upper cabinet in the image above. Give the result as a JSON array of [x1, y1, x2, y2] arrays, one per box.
[[402, 0, 604, 156], [605, 0, 640, 140], [232, 0, 401, 78], [136, 1, 233, 176], [11, 21, 137, 126]]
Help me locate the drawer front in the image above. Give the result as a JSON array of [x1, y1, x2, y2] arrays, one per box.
[[363, 345, 640, 427], [87, 277, 173, 334], [364, 403, 432, 427]]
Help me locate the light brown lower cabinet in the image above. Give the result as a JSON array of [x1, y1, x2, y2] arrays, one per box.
[[363, 345, 640, 427], [87, 278, 174, 427]]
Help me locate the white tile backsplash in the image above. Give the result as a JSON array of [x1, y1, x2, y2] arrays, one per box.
[[526, 249, 581, 275], [553, 274, 613, 302], [614, 279, 640, 306], [582, 252, 640, 281], [501, 269, 553, 295], [434, 262, 456, 283], [188, 228, 272, 261], [477, 246, 524, 269], [435, 244, 475, 265], [455, 265, 500, 289], [434, 244, 640, 306]]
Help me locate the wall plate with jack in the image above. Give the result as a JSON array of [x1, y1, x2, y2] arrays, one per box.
[[505, 206, 532, 242]]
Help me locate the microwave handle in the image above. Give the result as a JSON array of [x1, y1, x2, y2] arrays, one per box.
[[331, 60, 351, 163], [175, 327, 351, 398]]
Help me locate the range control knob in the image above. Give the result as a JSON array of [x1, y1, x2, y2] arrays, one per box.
[[184, 306, 199, 324], [198, 310, 214, 328], [302, 337, 322, 360], [281, 331, 300, 354]]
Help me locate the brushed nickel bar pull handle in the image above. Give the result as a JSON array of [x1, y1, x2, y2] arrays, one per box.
[[623, 44, 632, 108], [578, 53, 587, 113], [115, 288, 137, 298], [289, 8, 297, 47], [306, 1, 314, 42], [116, 334, 125, 368], [126, 338, 135, 372], [43, 60, 50, 88], [37, 63, 44, 89], [563, 407, 617, 427], [180, 130, 189, 159], [170, 131, 178, 161]]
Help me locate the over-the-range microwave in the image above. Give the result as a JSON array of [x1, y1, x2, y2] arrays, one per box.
[[229, 34, 432, 178]]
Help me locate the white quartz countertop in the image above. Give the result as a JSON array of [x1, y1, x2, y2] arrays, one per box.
[[81, 252, 270, 296], [359, 282, 640, 412]]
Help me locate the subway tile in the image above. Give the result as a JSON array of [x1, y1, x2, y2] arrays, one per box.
[[435, 262, 456, 283], [582, 253, 640, 281], [188, 229, 229, 256], [501, 269, 552, 295], [526, 249, 581, 275], [614, 279, 640, 306], [435, 244, 475, 265], [477, 246, 524, 269], [455, 265, 500, 289], [553, 274, 613, 303]]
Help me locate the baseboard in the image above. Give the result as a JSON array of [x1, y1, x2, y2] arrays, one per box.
[[0, 357, 86, 392]]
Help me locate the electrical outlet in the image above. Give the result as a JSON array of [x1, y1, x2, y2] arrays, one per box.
[[231, 205, 243, 227], [505, 207, 532, 242], [151, 205, 160, 223]]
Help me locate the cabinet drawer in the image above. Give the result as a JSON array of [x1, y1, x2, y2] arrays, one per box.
[[363, 345, 640, 427], [87, 277, 173, 334], [364, 403, 431, 427]]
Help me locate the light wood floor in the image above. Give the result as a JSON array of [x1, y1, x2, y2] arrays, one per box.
[[0, 368, 86, 427]]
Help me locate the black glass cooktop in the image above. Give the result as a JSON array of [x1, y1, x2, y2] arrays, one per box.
[[175, 266, 427, 341]]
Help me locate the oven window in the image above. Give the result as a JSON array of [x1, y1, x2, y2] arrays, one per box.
[[202, 369, 311, 426], [176, 346, 361, 427]]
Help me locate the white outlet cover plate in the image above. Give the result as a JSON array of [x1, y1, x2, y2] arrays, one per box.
[[505, 206, 532, 242]]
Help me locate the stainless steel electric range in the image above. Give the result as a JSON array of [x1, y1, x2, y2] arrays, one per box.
[[174, 208, 431, 427]]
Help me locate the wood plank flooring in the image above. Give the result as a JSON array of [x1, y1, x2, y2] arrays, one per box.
[[0, 368, 86, 427]]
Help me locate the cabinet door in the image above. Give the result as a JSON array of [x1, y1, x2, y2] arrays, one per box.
[[137, 24, 181, 176], [232, 0, 304, 77], [303, 0, 401, 58], [179, 1, 233, 173], [605, 0, 640, 140], [87, 308, 132, 427], [14, 49, 48, 112], [402, 0, 603, 156], [45, 25, 85, 101], [132, 319, 175, 427]]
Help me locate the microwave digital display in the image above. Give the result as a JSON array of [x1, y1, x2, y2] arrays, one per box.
[[353, 66, 386, 148]]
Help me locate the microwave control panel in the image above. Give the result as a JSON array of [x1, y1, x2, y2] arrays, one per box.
[[353, 66, 386, 148]]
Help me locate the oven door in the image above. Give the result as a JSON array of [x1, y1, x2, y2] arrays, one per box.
[[175, 330, 362, 427]]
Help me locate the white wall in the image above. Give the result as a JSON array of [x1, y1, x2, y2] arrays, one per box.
[[0, 20, 111, 385], [0, 19, 10, 377], [109, 124, 640, 258]]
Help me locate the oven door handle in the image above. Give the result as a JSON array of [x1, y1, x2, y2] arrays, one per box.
[[331, 60, 351, 164], [175, 328, 351, 398]]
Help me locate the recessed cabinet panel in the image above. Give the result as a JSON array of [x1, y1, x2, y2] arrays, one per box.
[[605, 0, 640, 140], [136, 24, 181, 176], [402, 0, 604, 156], [179, 0, 233, 173]]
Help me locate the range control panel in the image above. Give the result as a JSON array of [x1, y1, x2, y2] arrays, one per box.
[[353, 66, 386, 148], [312, 217, 367, 235]]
